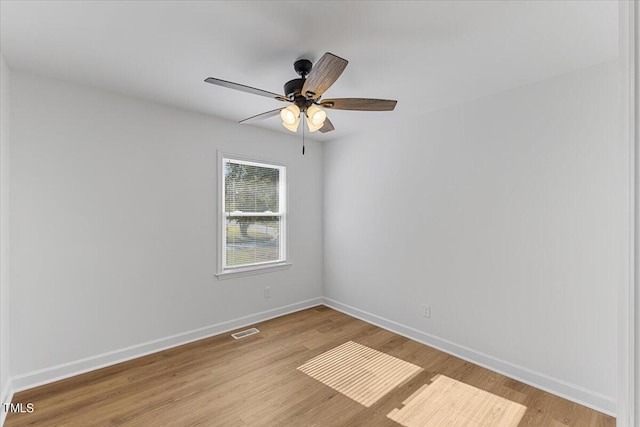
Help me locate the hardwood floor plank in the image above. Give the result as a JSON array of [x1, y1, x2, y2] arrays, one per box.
[[5, 306, 615, 426]]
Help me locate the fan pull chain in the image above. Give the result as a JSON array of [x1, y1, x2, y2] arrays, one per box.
[[302, 112, 306, 155]]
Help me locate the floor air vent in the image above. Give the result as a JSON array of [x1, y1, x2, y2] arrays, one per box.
[[231, 327, 260, 339]]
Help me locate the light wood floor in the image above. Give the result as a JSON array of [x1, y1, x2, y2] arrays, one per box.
[[6, 306, 615, 426]]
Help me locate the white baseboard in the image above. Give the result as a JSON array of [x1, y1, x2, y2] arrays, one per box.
[[1, 378, 13, 426], [10, 297, 323, 395], [322, 297, 616, 417]]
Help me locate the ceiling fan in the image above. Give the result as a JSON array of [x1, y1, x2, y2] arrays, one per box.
[[204, 52, 397, 135]]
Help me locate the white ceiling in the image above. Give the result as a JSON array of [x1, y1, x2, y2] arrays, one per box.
[[0, 0, 618, 142]]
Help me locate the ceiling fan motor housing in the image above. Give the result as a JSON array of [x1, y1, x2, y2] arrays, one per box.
[[284, 59, 314, 100], [284, 78, 305, 99], [284, 79, 315, 112]]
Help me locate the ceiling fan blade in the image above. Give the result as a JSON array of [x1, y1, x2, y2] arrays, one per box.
[[320, 98, 397, 111], [301, 53, 348, 100], [205, 77, 288, 101], [238, 108, 283, 124], [318, 117, 335, 133]]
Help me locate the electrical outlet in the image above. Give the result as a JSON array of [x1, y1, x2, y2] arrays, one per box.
[[423, 304, 431, 318], [264, 287, 271, 299]]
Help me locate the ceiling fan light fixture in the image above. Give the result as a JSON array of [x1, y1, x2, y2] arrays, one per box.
[[305, 117, 322, 133], [305, 104, 326, 132], [280, 105, 299, 125], [280, 104, 301, 132], [282, 116, 300, 132], [307, 104, 326, 125]]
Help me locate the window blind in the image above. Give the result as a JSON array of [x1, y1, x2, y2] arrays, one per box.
[[223, 158, 285, 269]]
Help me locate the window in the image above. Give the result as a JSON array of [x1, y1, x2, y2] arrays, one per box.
[[217, 154, 289, 278]]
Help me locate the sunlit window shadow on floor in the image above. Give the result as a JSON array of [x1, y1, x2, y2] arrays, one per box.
[[387, 374, 527, 427], [297, 341, 423, 407]]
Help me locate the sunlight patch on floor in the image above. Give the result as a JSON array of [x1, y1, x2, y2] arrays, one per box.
[[387, 374, 527, 427], [297, 341, 423, 407]]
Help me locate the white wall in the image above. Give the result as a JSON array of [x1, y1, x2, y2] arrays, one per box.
[[0, 54, 11, 413], [8, 71, 324, 387], [3, 59, 623, 416], [323, 61, 621, 414]]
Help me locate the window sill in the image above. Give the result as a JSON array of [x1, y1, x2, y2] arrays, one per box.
[[216, 262, 292, 280]]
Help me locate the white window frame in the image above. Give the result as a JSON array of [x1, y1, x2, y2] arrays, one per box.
[[216, 152, 291, 279]]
